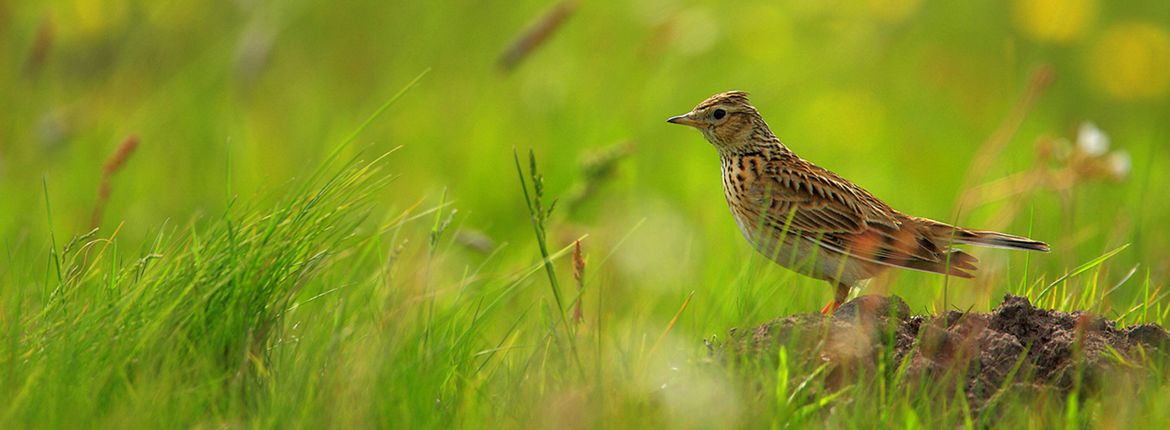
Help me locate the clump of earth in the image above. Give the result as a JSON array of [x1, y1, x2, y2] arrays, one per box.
[[710, 294, 1170, 411]]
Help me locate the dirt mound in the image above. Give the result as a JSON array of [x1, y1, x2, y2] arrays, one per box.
[[711, 294, 1170, 411]]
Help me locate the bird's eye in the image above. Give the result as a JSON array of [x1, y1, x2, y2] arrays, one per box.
[[713, 109, 726, 120]]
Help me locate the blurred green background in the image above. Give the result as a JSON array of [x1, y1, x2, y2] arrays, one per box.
[[2, 0, 1170, 426], [4, 0, 1167, 309]]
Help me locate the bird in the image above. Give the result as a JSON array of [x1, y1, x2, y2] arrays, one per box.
[[666, 91, 1049, 314]]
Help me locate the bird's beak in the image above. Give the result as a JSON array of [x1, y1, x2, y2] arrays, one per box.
[[666, 112, 702, 127]]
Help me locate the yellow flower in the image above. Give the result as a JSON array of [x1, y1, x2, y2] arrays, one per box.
[[1013, 0, 1096, 42], [1086, 23, 1170, 101]]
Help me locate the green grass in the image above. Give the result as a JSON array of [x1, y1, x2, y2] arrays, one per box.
[[3, 0, 1170, 428]]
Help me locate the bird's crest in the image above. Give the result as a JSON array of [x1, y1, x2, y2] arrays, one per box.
[[696, 91, 751, 110]]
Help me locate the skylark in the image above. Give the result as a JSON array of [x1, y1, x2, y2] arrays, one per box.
[[667, 91, 1049, 314]]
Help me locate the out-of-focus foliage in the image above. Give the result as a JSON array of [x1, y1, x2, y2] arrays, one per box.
[[4, 0, 1167, 303]]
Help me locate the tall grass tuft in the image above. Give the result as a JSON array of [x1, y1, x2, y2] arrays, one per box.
[[513, 148, 583, 375], [1, 71, 427, 428], [4, 155, 391, 427]]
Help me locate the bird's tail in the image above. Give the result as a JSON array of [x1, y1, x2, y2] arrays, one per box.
[[923, 220, 1050, 252]]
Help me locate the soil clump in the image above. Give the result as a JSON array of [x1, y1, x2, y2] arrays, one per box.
[[712, 294, 1169, 411]]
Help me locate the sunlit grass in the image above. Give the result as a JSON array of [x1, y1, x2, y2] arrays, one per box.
[[3, 140, 1169, 428], [1, 0, 1169, 428]]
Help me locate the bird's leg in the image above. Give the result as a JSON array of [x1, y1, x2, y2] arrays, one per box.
[[820, 282, 851, 315]]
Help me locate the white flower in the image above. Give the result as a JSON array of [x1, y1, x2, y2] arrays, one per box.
[[1107, 150, 1131, 180], [1077, 121, 1110, 156]]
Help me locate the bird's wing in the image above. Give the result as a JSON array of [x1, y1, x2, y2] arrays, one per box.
[[742, 159, 969, 273], [742, 160, 898, 237]]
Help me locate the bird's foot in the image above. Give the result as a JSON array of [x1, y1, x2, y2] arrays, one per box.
[[821, 300, 843, 315]]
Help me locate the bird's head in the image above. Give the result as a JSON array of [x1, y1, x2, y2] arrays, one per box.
[[667, 91, 773, 152]]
